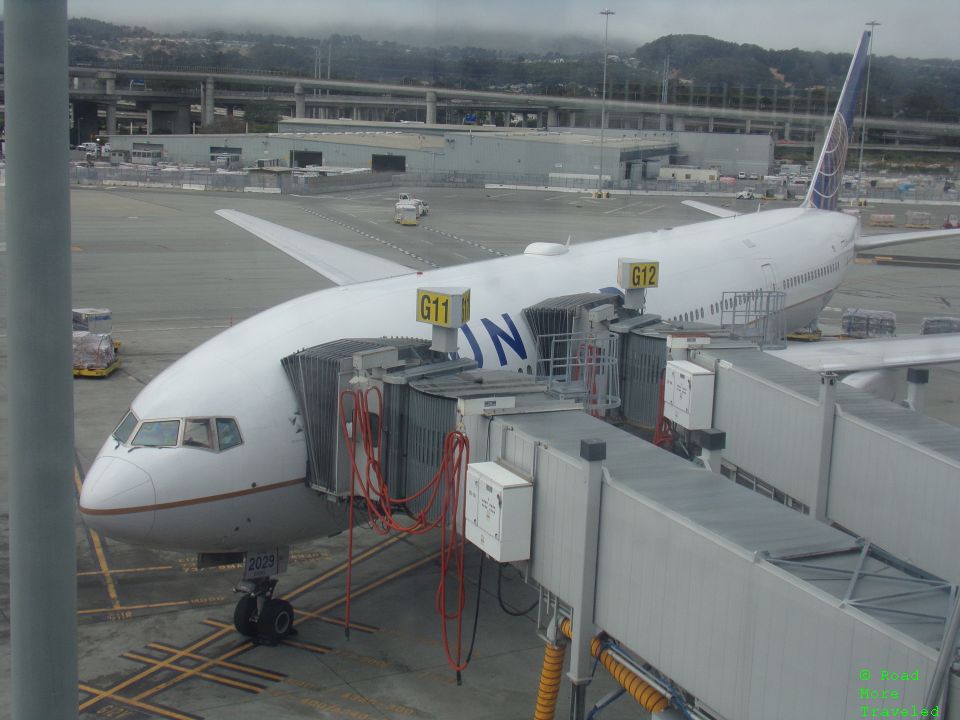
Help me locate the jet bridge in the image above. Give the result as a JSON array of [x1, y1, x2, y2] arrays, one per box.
[[481, 408, 959, 720], [279, 327, 960, 719]]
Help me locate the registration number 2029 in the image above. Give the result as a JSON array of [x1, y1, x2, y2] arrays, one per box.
[[243, 548, 287, 580]]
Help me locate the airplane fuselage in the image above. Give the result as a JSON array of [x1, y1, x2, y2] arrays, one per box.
[[79, 206, 858, 552]]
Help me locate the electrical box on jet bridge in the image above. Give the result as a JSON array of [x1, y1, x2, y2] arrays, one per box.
[[465, 461, 533, 563]]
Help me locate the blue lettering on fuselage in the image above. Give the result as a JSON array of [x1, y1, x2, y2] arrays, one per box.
[[482, 314, 528, 366], [459, 313, 528, 369], [461, 324, 483, 367], [459, 290, 619, 369]]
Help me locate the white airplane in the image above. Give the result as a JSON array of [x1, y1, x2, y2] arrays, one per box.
[[79, 31, 960, 640]]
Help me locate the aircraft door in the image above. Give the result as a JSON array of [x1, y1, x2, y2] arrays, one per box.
[[761, 262, 778, 290]]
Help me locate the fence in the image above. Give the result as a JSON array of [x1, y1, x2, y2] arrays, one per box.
[[57, 165, 960, 204]]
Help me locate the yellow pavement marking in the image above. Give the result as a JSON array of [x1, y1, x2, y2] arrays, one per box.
[[279, 638, 332, 654], [79, 533, 428, 714], [75, 469, 121, 609], [78, 565, 173, 577], [122, 652, 265, 693], [147, 642, 285, 682], [78, 684, 198, 720], [78, 600, 191, 616]]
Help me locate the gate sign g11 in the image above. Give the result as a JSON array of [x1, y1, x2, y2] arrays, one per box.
[[416, 287, 470, 328]]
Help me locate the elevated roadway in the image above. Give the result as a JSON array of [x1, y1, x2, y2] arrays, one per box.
[[2, 63, 956, 150]]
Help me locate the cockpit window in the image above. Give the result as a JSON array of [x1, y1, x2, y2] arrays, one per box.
[[216, 418, 242, 451], [112, 411, 139, 444], [183, 419, 213, 449], [132, 420, 181, 447]]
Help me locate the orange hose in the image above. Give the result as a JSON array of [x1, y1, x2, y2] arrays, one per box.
[[533, 641, 567, 720], [559, 619, 669, 714]]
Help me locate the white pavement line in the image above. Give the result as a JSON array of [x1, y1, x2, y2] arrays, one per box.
[[603, 200, 655, 215], [302, 207, 438, 268], [487, 192, 514, 199], [634, 204, 665, 217]]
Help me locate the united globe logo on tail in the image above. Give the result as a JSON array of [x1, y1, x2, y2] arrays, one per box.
[[805, 30, 872, 211]]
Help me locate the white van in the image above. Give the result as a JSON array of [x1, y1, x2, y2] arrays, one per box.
[[78, 142, 99, 154]]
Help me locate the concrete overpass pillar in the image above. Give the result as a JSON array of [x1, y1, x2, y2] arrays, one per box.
[[708, 116, 714, 133], [426, 91, 437, 125], [202, 76, 215, 127], [569, 111, 576, 128], [294, 82, 306, 118], [637, 112, 644, 130], [105, 103, 117, 136], [784, 121, 792, 141], [97, 70, 116, 96], [547, 106, 558, 128], [674, 116, 686, 131], [745, 118, 751, 134]]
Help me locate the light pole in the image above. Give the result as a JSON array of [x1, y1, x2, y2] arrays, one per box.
[[597, 9, 614, 196], [856, 22, 879, 201]]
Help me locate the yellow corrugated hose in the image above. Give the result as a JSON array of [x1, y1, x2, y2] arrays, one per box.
[[533, 640, 567, 720], [559, 618, 669, 714]]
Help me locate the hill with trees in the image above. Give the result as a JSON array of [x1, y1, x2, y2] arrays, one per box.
[[1, 18, 954, 121]]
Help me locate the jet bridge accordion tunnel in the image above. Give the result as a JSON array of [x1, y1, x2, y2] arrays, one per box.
[[277, 292, 756, 513], [280, 337, 561, 523], [279, 292, 637, 513]]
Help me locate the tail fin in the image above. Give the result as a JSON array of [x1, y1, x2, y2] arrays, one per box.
[[803, 31, 871, 211]]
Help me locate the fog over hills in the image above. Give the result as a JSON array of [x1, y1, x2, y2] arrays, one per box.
[[20, 0, 959, 60]]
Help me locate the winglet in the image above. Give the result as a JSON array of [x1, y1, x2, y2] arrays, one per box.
[[681, 199, 740, 219], [803, 31, 871, 211]]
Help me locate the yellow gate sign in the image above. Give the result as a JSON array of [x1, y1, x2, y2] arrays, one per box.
[[618, 260, 659, 289], [416, 288, 470, 328]]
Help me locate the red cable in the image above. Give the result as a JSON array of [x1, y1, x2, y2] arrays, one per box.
[[338, 387, 472, 672], [652, 377, 674, 449]]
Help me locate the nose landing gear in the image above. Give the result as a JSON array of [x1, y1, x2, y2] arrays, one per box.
[[233, 577, 296, 644]]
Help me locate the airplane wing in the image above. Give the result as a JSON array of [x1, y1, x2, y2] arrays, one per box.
[[216, 209, 415, 286], [856, 227, 960, 251], [766, 334, 960, 373], [681, 200, 741, 218]]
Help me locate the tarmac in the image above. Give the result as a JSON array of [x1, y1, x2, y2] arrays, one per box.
[[0, 184, 959, 719]]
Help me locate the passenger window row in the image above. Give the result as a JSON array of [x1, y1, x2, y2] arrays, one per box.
[[667, 287, 766, 324], [784, 260, 840, 289]]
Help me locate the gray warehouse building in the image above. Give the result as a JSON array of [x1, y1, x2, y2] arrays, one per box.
[[106, 118, 773, 187]]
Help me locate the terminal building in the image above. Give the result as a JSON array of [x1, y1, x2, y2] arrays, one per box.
[[105, 119, 774, 186]]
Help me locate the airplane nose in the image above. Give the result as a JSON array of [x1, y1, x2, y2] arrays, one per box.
[[79, 455, 157, 545]]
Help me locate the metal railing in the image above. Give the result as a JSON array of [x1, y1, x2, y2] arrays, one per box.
[[720, 290, 786, 349], [536, 331, 621, 413]]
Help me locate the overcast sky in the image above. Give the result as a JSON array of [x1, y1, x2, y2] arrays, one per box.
[[24, 0, 960, 59]]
